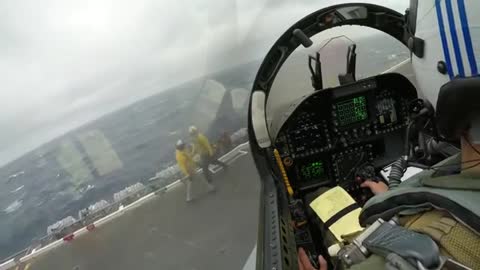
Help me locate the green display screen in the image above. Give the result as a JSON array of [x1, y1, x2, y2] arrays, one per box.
[[300, 161, 325, 179], [335, 96, 368, 126]]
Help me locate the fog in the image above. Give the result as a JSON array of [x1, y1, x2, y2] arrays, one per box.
[[0, 0, 407, 165]]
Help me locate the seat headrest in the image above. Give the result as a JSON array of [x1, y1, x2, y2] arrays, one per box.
[[436, 77, 480, 140]]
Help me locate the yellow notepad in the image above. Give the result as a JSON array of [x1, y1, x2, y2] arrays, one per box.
[[309, 186, 363, 241]]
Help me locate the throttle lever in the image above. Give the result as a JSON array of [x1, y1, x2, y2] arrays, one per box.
[[354, 165, 379, 183], [354, 165, 384, 204]]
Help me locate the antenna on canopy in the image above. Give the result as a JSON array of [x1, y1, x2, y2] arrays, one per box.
[[308, 52, 323, 90], [338, 44, 357, 85]]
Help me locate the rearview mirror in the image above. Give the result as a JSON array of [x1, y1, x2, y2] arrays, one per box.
[[336, 6, 368, 20], [320, 6, 368, 27]]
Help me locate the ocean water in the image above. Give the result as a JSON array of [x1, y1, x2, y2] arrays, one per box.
[[0, 62, 257, 259]]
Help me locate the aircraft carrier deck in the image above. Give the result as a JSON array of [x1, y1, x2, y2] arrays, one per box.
[[6, 148, 260, 270]]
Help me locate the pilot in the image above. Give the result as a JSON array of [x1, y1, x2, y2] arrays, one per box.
[[298, 0, 480, 269], [189, 126, 227, 183], [175, 139, 215, 202]]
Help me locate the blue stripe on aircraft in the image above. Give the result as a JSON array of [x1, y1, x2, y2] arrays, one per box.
[[436, 0, 454, 79], [457, 0, 478, 75], [445, 0, 465, 77]]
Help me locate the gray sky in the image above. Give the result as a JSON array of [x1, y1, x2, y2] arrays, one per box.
[[0, 0, 407, 165]]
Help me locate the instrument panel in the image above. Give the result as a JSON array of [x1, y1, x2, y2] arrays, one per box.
[[274, 74, 417, 195]]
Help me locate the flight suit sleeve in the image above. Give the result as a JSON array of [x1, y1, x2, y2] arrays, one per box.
[[198, 134, 214, 156], [348, 254, 386, 270]]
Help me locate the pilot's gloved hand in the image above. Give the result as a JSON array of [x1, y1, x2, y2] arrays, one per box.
[[298, 248, 328, 270], [360, 180, 388, 195]]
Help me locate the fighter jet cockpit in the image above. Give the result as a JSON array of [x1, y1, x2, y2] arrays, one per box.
[[249, 2, 479, 270]]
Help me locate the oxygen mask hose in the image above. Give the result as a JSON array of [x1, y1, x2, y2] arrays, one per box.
[[388, 157, 407, 189], [389, 121, 413, 189], [273, 149, 294, 198]]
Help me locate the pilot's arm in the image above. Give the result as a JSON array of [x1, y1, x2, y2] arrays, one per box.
[[360, 180, 389, 195], [297, 182, 389, 270]]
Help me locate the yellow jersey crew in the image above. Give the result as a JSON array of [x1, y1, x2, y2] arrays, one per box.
[[175, 139, 215, 202], [189, 126, 227, 183]]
